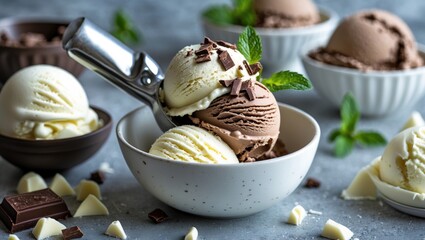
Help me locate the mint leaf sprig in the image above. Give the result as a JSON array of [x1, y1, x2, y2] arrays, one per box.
[[202, 0, 256, 26], [111, 9, 142, 45], [329, 93, 387, 158], [237, 26, 312, 92]]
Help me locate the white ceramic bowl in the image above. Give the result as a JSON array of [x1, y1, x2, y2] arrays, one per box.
[[302, 45, 425, 116], [202, 7, 338, 75], [116, 103, 320, 218]]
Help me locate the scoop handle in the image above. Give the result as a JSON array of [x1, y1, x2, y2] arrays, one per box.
[[62, 17, 164, 108]]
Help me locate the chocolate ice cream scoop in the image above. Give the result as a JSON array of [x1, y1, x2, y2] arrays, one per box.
[[191, 81, 280, 162], [310, 10, 423, 71], [253, 0, 320, 28]]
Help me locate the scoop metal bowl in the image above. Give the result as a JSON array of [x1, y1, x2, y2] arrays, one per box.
[[62, 17, 175, 132]]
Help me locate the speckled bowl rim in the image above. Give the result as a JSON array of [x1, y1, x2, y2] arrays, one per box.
[[301, 43, 425, 76], [0, 105, 112, 145], [201, 6, 339, 36], [116, 102, 321, 168]]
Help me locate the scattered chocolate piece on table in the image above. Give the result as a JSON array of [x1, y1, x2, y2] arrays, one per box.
[[148, 208, 169, 223], [62, 226, 84, 240], [89, 171, 106, 185], [304, 177, 321, 188], [0, 188, 70, 233]]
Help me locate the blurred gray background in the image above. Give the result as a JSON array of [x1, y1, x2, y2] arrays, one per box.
[[1, 0, 424, 70]]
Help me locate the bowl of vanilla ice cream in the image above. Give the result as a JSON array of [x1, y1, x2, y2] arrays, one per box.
[[0, 65, 112, 172]]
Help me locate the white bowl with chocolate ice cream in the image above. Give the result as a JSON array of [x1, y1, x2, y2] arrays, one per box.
[[302, 10, 425, 116], [202, 0, 338, 75]]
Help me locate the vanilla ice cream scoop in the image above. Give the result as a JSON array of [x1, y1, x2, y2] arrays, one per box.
[[0, 65, 99, 139], [380, 126, 425, 193], [149, 125, 238, 164], [163, 40, 257, 116]]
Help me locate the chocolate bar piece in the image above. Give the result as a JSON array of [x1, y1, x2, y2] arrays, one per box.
[[148, 208, 169, 223], [62, 226, 84, 240], [0, 188, 71, 233]]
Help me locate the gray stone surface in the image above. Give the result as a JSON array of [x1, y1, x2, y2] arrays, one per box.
[[0, 0, 425, 239]]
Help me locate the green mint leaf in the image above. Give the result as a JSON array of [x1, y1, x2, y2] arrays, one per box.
[[237, 26, 262, 64], [334, 135, 354, 158], [340, 92, 359, 134], [328, 129, 342, 143], [233, 0, 256, 26], [202, 5, 235, 26], [261, 71, 312, 92], [111, 9, 141, 45], [354, 131, 387, 146]]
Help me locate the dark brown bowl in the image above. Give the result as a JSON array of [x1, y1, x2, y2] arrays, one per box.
[[0, 18, 85, 85], [0, 106, 112, 173]]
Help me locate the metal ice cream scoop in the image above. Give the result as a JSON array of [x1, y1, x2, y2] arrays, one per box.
[[62, 17, 175, 132]]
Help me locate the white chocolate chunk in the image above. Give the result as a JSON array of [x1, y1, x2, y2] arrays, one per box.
[[105, 220, 127, 239], [287, 205, 307, 225], [75, 179, 101, 201], [321, 219, 353, 240], [17, 172, 47, 194], [184, 227, 198, 240], [341, 165, 376, 200], [74, 194, 109, 217], [8, 234, 20, 240], [401, 111, 425, 131], [32, 217, 66, 240], [49, 173, 75, 196]]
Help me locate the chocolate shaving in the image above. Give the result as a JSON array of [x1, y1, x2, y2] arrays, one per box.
[[89, 171, 105, 185], [304, 178, 321, 188], [195, 43, 213, 56], [243, 60, 253, 75], [218, 50, 235, 71], [195, 54, 211, 63], [230, 78, 242, 96], [62, 226, 84, 240], [249, 62, 262, 75], [148, 208, 169, 223], [246, 87, 256, 101], [217, 40, 237, 50], [219, 79, 235, 87]]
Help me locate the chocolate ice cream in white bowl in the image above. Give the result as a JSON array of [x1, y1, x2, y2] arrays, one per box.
[[202, 0, 338, 75], [302, 9, 425, 116]]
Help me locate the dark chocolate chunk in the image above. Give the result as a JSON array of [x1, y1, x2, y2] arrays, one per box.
[[203, 37, 217, 47], [62, 226, 84, 240], [196, 43, 213, 55], [230, 78, 242, 96], [195, 54, 211, 63], [0, 188, 70, 233], [304, 178, 321, 188], [240, 80, 253, 91], [218, 50, 235, 71], [243, 60, 253, 75], [89, 171, 105, 185], [249, 62, 263, 75], [216, 40, 236, 50], [148, 208, 169, 223], [219, 79, 234, 88], [246, 87, 256, 101]]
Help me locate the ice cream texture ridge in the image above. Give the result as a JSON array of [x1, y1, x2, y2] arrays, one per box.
[[0, 65, 100, 140], [310, 10, 424, 71], [151, 37, 282, 163]]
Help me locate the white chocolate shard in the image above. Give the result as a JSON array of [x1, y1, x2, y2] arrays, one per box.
[[74, 194, 109, 217], [105, 220, 127, 239], [287, 205, 307, 225], [17, 172, 47, 194], [184, 227, 198, 240], [341, 165, 376, 200], [49, 173, 75, 196], [75, 179, 101, 201], [321, 219, 353, 240], [8, 234, 20, 240], [32, 217, 66, 240], [401, 111, 425, 131]]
